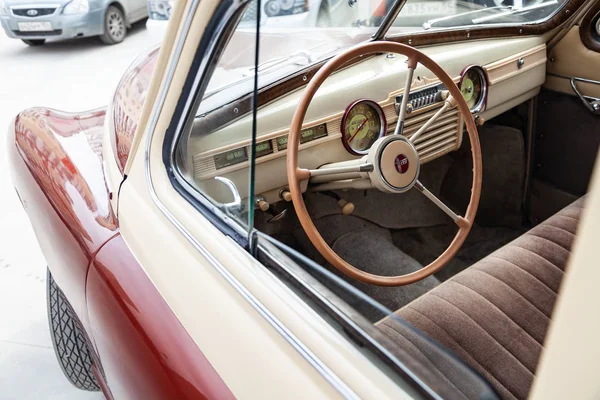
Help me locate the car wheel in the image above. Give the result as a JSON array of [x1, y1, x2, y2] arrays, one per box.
[[22, 39, 46, 46], [99, 5, 126, 44], [316, 2, 331, 27], [47, 269, 100, 391]]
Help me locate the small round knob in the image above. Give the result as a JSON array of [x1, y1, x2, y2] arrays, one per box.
[[337, 199, 355, 216], [280, 189, 292, 202], [255, 197, 270, 212]]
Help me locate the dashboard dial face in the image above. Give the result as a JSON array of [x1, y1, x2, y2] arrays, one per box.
[[460, 66, 486, 112], [342, 100, 386, 155]]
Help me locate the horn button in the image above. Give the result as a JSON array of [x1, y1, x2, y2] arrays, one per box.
[[367, 135, 420, 193]]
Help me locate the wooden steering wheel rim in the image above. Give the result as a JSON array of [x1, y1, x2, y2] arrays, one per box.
[[286, 41, 482, 287]]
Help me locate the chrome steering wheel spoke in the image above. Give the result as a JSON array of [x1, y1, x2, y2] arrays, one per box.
[[393, 57, 419, 136], [414, 180, 468, 227]]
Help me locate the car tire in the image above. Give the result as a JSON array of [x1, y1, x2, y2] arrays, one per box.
[[22, 39, 46, 46], [316, 2, 332, 27], [99, 5, 127, 44], [47, 269, 101, 391]]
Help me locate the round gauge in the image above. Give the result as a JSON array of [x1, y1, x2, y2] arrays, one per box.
[[341, 99, 387, 155], [459, 66, 487, 113]]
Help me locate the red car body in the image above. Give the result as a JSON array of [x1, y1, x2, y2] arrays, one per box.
[[7, 50, 233, 398]]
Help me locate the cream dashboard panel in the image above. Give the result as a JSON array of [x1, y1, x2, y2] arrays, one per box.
[[191, 36, 546, 205]]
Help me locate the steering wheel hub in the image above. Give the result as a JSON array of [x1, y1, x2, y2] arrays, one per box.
[[368, 135, 420, 193]]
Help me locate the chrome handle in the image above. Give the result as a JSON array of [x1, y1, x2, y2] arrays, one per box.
[[570, 78, 600, 115], [215, 177, 244, 214]]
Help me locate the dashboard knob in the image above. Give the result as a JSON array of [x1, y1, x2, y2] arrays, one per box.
[[255, 197, 270, 212], [337, 199, 355, 215], [280, 189, 292, 202]]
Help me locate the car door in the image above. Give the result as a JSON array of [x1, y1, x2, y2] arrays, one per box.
[[84, 0, 378, 397], [94, 0, 416, 396], [529, 2, 600, 222]]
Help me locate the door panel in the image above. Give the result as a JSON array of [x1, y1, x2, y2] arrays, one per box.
[[546, 9, 600, 99]]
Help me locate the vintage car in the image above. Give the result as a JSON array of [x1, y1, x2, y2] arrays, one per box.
[[7, 0, 600, 397]]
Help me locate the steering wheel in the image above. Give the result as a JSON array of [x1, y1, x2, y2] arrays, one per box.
[[286, 41, 482, 287]]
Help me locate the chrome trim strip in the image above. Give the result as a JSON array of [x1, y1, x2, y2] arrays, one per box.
[[141, 0, 359, 397]]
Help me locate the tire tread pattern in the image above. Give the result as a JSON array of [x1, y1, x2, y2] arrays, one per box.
[[47, 269, 100, 391]]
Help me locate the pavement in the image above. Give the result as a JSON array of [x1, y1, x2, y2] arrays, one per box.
[[0, 21, 160, 399]]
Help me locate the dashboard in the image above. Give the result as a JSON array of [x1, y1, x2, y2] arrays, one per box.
[[188, 37, 547, 207]]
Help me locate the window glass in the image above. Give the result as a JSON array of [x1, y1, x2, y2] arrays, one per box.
[[389, 0, 566, 35], [175, 5, 261, 231], [175, 0, 377, 230]]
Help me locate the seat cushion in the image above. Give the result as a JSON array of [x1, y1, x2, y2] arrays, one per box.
[[378, 197, 585, 400]]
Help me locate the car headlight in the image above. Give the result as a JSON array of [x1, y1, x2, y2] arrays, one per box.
[[148, 0, 174, 20], [63, 0, 89, 15], [264, 0, 307, 17]]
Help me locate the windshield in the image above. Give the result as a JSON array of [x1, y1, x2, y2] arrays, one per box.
[[199, 0, 566, 114], [389, 0, 566, 34], [200, 0, 384, 113]]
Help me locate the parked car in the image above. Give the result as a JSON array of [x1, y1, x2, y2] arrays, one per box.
[[7, 0, 600, 398], [0, 0, 147, 46]]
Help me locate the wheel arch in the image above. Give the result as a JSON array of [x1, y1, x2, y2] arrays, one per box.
[[105, 1, 130, 27]]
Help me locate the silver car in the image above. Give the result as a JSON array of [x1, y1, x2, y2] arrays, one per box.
[[0, 0, 147, 46]]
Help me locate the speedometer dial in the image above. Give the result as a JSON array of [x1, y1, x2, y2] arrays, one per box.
[[341, 99, 387, 155], [459, 66, 487, 113]]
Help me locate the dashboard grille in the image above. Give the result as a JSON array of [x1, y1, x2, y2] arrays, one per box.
[[193, 95, 463, 179], [385, 102, 462, 164]]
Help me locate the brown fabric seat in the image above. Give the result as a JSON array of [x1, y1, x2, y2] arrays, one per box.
[[378, 197, 585, 400]]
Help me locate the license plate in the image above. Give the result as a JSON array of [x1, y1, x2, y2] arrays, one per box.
[[401, 1, 457, 16], [18, 21, 52, 32]]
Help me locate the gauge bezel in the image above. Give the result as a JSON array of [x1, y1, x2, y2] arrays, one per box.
[[341, 99, 387, 156], [459, 65, 488, 113]]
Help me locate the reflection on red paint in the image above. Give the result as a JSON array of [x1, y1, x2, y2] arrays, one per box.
[[112, 46, 160, 173]]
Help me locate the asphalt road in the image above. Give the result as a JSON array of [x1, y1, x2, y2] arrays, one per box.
[[0, 22, 159, 399]]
